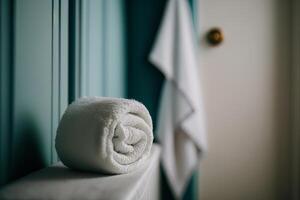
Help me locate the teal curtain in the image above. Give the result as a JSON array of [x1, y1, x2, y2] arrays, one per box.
[[69, 0, 126, 101], [0, 0, 126, 186], [0, 0, 69, 185], [126, 0, 199, 199]]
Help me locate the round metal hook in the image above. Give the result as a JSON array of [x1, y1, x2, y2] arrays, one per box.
[[206, 28, 224, 46]]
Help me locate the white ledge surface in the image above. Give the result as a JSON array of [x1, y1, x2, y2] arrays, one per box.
[[0, 144, 161, 200]]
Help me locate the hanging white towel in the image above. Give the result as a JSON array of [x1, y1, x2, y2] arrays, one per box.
[[149, 0, 207, 198]]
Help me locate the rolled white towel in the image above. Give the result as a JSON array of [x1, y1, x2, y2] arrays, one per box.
[[55, 97, 153, 174]]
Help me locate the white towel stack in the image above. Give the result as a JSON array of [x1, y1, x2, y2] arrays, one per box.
[[55, 97, 154, 174]]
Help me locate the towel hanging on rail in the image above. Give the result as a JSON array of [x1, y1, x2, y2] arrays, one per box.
[[149, 0, 207, 198]]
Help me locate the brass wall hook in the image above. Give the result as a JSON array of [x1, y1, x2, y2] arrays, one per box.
[[206, 28, 224, 46]]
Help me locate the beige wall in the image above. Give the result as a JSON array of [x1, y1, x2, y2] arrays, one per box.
[[197, 0, 292, 199]]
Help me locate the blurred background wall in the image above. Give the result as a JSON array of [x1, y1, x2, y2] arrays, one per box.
[[198, 0, 292, 199]]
